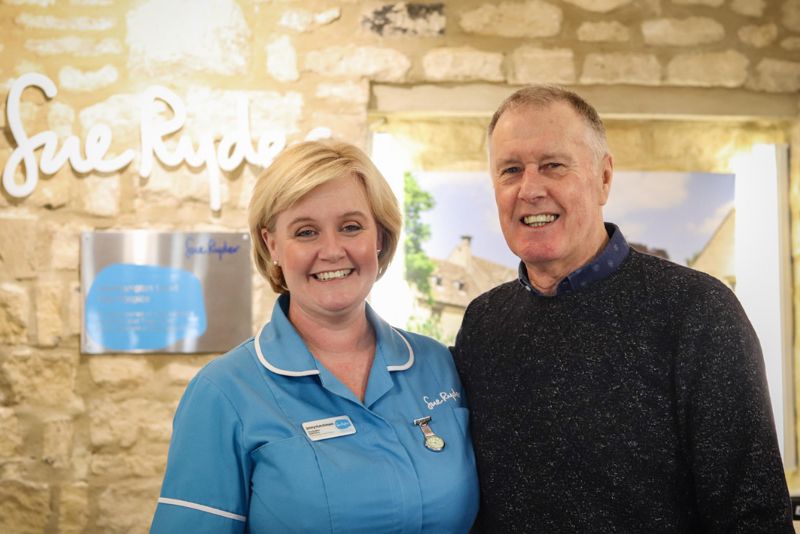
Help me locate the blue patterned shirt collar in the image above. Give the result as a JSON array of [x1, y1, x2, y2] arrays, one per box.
[[517, 223, 630, 296]]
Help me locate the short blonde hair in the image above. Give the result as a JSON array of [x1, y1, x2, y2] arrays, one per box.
[[248, 140, 402, 294]]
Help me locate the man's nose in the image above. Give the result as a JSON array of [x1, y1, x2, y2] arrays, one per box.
[[518, 167, 546, 202]]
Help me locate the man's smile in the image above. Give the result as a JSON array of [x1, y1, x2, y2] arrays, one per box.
[[522, 214, 559, 228]]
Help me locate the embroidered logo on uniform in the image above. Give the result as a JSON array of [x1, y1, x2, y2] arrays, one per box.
[[423, 388, 461, 410]]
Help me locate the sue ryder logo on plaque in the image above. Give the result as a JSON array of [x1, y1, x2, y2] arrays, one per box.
[[81, 231, 251, 354]]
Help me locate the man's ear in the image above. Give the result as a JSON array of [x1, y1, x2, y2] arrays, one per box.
[[599, 154, 613, 206]]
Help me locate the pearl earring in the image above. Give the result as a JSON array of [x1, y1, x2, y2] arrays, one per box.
[[272, 260, 279, 266]]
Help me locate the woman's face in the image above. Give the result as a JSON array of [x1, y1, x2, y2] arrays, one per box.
[[263, 174, 382, 323]]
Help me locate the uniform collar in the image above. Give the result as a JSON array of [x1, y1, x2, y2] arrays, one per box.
[[253, 294, 414, 378]]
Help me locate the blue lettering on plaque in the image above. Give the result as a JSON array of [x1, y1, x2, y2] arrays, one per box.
[[85, 263, 207, 351]]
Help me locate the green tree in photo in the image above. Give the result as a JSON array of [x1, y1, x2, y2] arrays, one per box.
[[403, 171, 443, 341]]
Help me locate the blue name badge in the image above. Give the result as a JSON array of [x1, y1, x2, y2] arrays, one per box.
[[302, 416, 357, 442], [84, 263, 207, 351]]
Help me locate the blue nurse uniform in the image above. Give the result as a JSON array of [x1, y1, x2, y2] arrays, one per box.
[[151, 295, 479, 533]]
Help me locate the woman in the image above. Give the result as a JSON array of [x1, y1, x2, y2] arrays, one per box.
[[151, 140, 479, 533]]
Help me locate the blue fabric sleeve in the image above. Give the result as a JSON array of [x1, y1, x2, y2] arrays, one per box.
[[151, 374, 251, 533]]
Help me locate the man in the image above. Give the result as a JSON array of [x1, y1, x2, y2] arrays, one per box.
[[453, 85, 793, 532]]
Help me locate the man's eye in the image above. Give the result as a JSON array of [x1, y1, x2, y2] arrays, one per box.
[[543, 162, 564, 170], [501, 166, 522, 175]]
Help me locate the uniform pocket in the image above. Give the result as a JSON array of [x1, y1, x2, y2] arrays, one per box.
[[248, 436, 331, 533]]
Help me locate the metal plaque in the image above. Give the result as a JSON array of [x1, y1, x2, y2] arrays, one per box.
[[81, 231, 252, 354]]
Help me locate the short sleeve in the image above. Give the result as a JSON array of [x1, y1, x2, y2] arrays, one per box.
[[151, 375, 252, 533]]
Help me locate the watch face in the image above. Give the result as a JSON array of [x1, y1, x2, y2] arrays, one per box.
[[424, 435, 445, 452]]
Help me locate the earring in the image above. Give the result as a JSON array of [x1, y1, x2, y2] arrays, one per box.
[[272, 260, 279, 266], [377, 249, 382, 256]]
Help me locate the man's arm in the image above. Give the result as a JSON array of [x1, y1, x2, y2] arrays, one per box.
[[674, 281, 792, 533]]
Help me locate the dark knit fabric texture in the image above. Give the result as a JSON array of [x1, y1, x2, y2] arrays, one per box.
[[454, 249, 792, 533]]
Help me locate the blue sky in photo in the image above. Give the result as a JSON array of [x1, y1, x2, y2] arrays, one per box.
[[415, 170, 735, 268]]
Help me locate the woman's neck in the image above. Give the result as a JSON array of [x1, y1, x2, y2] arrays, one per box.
[[288, 301, 376, 401]]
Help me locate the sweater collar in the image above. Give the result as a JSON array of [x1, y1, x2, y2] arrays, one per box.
[[518, 222, 630, 296]]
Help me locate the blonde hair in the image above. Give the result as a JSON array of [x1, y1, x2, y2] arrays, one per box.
[[248, 140, 402, 294]]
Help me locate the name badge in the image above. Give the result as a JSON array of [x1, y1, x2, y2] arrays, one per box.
[[302, 416, 356, 442]]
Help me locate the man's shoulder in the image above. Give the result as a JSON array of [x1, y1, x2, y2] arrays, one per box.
[[471, 279, 520, 306], [625, 249, 732, 296]]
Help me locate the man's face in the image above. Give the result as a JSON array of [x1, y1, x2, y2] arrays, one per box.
[[489, 101, 613, 280]]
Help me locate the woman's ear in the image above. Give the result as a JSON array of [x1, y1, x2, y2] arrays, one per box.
[[262, 228, 277, 260]]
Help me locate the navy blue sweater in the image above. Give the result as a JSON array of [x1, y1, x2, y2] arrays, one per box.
[[454, 249, 792, 533]]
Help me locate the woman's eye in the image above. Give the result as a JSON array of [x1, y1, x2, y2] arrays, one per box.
[[342, 223, 363, 233], [295, 228, 317, 238]]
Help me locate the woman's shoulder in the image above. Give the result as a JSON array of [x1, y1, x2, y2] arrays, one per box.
[[192, 337, 260, 388], [390, 327, 457, 374]]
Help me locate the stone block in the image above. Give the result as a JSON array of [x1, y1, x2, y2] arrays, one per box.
[[315, 81, 370, 105], [89, 356, 154, 388], [35, 278, 65, 347], [671, 0, 723, 4], [0, 407, 22, 457], [15, 13, 114, 30], [1, 348, 79, 407], [58, 482, 89, 534], [362, 3, 445, 36], [730, 0, 766, 16], [422, 47, 504, 82], [305, 45, 411, 82], [66, 281, 82, 337], [510, 46, 575, 84], [459, 0, 562, 38], [748, 58, 800, 92], [279, 7, 341, 32], [47, 101, 76, 140], [0, 479, 51, 534], [642, 17, 725, 46], [96, 480, 161, 534], [89, 398, 175, 448], [0, 283, 30, 345], [3, 0, 55, 5], [79, 93, 141, 148], [25, 37, 123, 57], [59, 65, 119, 92], [42, 417, 73, 467], [90, 452, 167, 478], [126, 0, 249, 77], [164, 362, 201, 385], [666, 50, 748, 88], [309, 111, 368, 147], [266, 35, 299, 82], [581, 53, 661, 85], [74, 175, 121, 217], [738, 23, 778, 48], [51, 228, 80, 271], [783, 0, 800, 32], [782, 36, 800, 50], [0, 214, 40, 278], [577, 21, 630, 42], [562, 0, 632, 12]]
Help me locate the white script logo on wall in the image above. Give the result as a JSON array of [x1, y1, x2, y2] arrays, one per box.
[[2, 73, 331, 211]]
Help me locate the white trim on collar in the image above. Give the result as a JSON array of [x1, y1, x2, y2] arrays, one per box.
[[386, 328, 414, 371], [253, 322, 415, 376], [254, 321, 320, 377]]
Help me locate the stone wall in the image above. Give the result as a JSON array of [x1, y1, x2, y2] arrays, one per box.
[[0, 0, 798, 532]]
